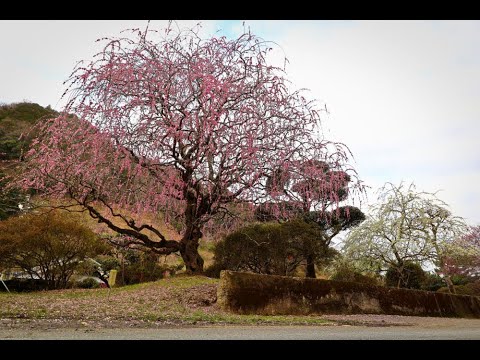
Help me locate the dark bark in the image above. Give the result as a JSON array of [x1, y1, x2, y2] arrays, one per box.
[[83, 202, 182, 255], [179, 183, 207, 274], [305, 254, 316, 278], [80, 175, 208, 274], [180, 226, 204, 274]]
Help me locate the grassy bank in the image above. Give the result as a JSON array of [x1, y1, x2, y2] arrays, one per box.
[[0, 276, 331, 326]]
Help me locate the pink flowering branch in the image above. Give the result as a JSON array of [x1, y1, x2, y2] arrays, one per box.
[[15, 23, 363, 273]]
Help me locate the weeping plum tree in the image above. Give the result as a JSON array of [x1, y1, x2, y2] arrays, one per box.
[[443, 225, 480, 281], [15, 23, 362, 274], [343, 182, 468, 292]]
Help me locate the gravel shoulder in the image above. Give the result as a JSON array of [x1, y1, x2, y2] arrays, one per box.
[[1, 316, 480, 340], [2, 313, 480, 329]]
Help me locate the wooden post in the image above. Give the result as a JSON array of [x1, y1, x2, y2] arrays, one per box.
[[107, 270, 117, 301]]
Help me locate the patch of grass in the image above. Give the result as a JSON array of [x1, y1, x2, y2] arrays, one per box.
[[138, 311, 332, 326], [161, 275, 218, 287], [110, 276, 217, 293], [172, 311, 332, 325], [32, 308, 48, 318]]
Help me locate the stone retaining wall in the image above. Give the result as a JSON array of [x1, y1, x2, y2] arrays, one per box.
[[217, 270, 480, 318]]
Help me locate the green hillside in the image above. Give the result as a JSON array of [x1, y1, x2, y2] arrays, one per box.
[[0, 102, 57, 160]]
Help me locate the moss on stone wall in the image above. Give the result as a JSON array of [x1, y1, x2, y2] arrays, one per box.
[[217, 270, 480, 318]]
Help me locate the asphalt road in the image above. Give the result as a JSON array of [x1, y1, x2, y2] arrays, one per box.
[[2, 324, 480, 340]]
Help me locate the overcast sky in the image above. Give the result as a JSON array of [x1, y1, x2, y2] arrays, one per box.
[[1, 20, 479, 226]]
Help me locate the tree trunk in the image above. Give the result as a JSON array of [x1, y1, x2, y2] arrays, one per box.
[[444, 275, 456, 294], [306, 254, 316, 278], [180, 227, 204, 274]]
